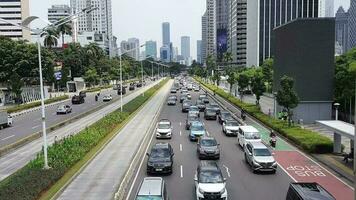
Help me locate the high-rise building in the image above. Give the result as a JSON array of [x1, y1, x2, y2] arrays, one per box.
[[202, 11, 208, 65], [0, 0, 30, 40], [335, 6, 349, 54], [120, 38, 140, 60], [173, 47, 179, 62], [160, 45, 171, 63], [181, 36, 191, 59], [145, 40, 157, 60], [318, 0, 334, 17], [216, 0, 229, 61], [197, 40, 202, 64], [48, 4, 71, 24], [206, 0, 216, 60], [162, 22, 170, 46], [348, 0, 356, 50]]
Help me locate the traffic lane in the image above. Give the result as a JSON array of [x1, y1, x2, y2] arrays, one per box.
[[0, 81, 153, 147]]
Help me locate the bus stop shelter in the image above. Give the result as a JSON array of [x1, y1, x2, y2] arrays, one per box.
[[316, 120, 354, 153]]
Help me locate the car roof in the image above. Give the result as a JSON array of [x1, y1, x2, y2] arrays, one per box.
[[200, 136, 216, 141], [239, 125, 259, 132], [248, 141, 268, 149], [199, 160, 220, 171], [290, 182, 335, 200], [225, 120, 239, 124], [138, 177, 163, 196], [191, 121, 203, 126], [189, 105, 198, 108]]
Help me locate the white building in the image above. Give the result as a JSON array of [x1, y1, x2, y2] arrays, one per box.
[[181, 36, 191, 60], [0, 0, 30, 40], [48, 4, 71, 24], [319, 0, 334, 17], [120, 38, 140, 61], [201, 11, 208, 65]]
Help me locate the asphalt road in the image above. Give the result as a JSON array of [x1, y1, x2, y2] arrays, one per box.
[[0, 80, 152, 147], [126, 84, 293, 200]]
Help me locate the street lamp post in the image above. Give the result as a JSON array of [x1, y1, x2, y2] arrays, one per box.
[[273, 92, 278, 119]]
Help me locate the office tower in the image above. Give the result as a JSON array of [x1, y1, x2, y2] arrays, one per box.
[[173, 47, 179, 62], [48, 5, 71, 24], [206, 0, 216, 59], [216, 0, 229, 61], [181, 36, 191, 59], [197, 40, 202, 64], [348, 0, 356, 50], [202, 11, 208, 65], [160, 45, 171, 63], [318, 0, 334, 17], [145, 40, 157, 60], [162, 22, 170, 46], [335, 6, 349, 54], [0, 0, 30, 40], [120, 38, 140, 60]]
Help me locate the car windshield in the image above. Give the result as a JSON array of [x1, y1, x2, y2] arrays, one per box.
[[222, 113, 231, 118], [201, 139, 217, 146], [136, 196, 162, 200], [190, 107, 199, 111], [150, 148, 170, 158], [199, 170, 223, 183], [254, 148, 271, 156], [226, 121, 239, 126], [191, 125, 204, 131], [158, 123, 170, 129], [206, 109, 215, 114], [188, 116, 199, 121], [245, 132, 261, 139]]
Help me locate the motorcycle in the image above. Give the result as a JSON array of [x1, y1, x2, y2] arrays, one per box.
[[270, 136, 277, 148], [241, 112, 246, 121], [95, 95, 98, 102]]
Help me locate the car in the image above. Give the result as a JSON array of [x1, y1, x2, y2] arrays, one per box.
[[136, 81, 143, 87], [71, 95, 85, 104], [135, 177, 169, 200], [156, 119, 172, 139], [103, 95, 112, 102], [218, 111, 234, 124], [197, 137, 220, 159], [170, 87, 177, 93], [146, 143, 174, 174], [188, 106, 200, 117], [129, 83, 135, 91], [194, 85, 200, 92], [237, 125, 261, 148], [185, 113, 200, 130], [222, 120, 240, 136], [169, 94, 177, 101], [189, 121, 206, 141], [196, 100, 206, 111], [286, 182, 335, 200], [209, 102, 221, 114], [198, 94, 207, 101], [180, 94, 187, 103], [56, 105, 72, 114], [182, 101, 192, 112], [194, 161, 227, 200], [186, 93, 192, 100], [167, 96, 177, 105], [202, 97, 210, 104], [117, 86, 126, 95], [79, 91, 86, 98], [204, 107, 217, 120], [244, 141, 277, 173], [181, 88, 188, 94], [187, 84, 193, 90]]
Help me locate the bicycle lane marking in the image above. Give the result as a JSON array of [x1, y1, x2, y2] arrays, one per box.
[[275, 151, 353, 200]]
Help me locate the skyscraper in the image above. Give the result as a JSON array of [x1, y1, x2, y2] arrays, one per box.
[[348, 0, 356, 50], [145, 40, 157, 60], [335, 6, 349, 54], [0, 0, 30, 40], [48, 5, 71, 24], [202, 11, 208, 65], [160, 45, 171, 63], [162, 22, 170, 46], [181, 36, 191, 59], [216, 0, 229, 61], [318, 0, 334, 17], [206, 0, 216, 60], [120, 38, 140, 60], [197, 40, 202, 64]]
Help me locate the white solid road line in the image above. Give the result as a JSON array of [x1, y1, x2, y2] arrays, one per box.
[[223, 164, 231, 178], [1, 135, 15, 141], [31, 125, 40, 129], [180, 131, 182, 136], [179, 122, 181, 126], [180, 165, 183, 178], [180, 144, 182, 151], [206, 131, 210, 136]]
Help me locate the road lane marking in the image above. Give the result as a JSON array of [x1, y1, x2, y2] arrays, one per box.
[[31, 125, 40, 129], [180, 144, 182, 151], [1, 135, 15, 141], [180, 165, 183, 178], [206, 131, 210, 136], [179, 122, 181, 126], [223, 165, 231, 178], [180, 131, 181, 136]]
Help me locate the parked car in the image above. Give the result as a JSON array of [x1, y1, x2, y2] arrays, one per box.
[[244, 141, 277, 173], [170, 87, 177, 93], [218, 111, 234, 124], [182, 101, 192, 113], [209, 102, 221, 114], [71, 95, 85, 104], [185, 113, 200, 130], [189, 121, 206, 141], [135, 177, 169, 200], [167, 96, 177, 105], [238, 126, 261, 148], [56, 105, 72, 114], [194, 161, 227, 200], [0, 111, 12, 128], [156, 119, 172, 139], [222, 120, 240, 136], [286, 182, 335, 200], [196, 100, 206, 111], [188, 106, 200, 117], [204, 107, 217, 120], [146, 143, 174, 174], [103, 95, 112, 102], [197, 137, 220, 159]]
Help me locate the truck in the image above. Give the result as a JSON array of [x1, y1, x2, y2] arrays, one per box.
[[0, 111, 12, 129]]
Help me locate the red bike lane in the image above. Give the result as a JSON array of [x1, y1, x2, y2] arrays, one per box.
[[275, 151, 353, 200]]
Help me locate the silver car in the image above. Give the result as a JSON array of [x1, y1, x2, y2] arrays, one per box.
[[244, 141, 277, 173], [56, 105, 72, 114], [135, 177, 168, 200], [197, 137, 220, 159], [222, 120, 239, 136]]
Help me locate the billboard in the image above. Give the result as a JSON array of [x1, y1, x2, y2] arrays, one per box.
[[217, 28, 227, 61]]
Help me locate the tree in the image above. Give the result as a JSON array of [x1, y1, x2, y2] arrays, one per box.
[[212, 70, 221, 86], [206, 54, 216, 79], [83, 67, 99, 87], [57, 22, 72, 47], [251, 72, 266, 105], [237, 72, 249, 100], [226, 67, 237, 94], [261, 58, 274, 92], [40, 28, 59, 48], [276, 75, 299, 126], [8, 73, 24, 103], [223, 52, 233, 65]]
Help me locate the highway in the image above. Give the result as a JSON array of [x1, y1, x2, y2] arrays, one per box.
[[0, 80, 152, 148]]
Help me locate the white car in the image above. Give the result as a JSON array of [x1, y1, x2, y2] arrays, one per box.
[[237, 125, 261, 148], [103, 95, 113, 102], [156, 119, 172, 139], [56, 105, 72, 114], [222, 120, 240, 136]]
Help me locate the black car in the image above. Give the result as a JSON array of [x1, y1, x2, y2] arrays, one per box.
[[146, 143, 174, 174], [185, 113, 200, 130], [202, 97, 210, 104], [204, 107, 217, 120], [180, 94, 187, 103], [196, 100, 206, 111], [117, 86, 126, 95], [79, 91, 86, 98], [129, 83, 135, 91], [209, 103, 221, 114], [71, 95, 85, 104], [136, 81, 143, 87], [218, 111, 233, 124], [182, 101, 192, 112], [286, 182, 335, 200]]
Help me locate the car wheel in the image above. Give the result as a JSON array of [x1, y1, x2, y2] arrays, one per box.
[[272, 170, 276, 174]]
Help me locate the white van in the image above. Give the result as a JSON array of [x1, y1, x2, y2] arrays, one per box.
[[237, 125, 261, 148]]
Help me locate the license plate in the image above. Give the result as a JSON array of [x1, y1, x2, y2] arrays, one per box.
[[155, 168, 162, 171]]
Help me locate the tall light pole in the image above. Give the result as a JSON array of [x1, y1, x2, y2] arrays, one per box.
[[0, 6, 98, 169]]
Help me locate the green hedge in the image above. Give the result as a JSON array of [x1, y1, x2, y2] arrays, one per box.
[[7, 95, 69, 114], [195, 77, 333, 154], [0, 78, 168, 200]]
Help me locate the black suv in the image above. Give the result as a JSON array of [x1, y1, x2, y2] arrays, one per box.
[[147, 143, 174, 174], [117, 86, 126, 95], [218, 111, 233, 124], [204, 107, 217, 120], [129, 83, 135, 91], [71, 95, 85, 104], [286, 182, 335, 200]]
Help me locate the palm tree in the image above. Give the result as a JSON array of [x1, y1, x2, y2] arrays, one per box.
[[40, 28, 59, 48], [57, 22, 72, 47]]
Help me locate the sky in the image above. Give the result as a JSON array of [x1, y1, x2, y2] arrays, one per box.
[[30, 0, 350, 60]]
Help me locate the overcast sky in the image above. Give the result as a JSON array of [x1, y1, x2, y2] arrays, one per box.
[[30, 0, 350, 60]]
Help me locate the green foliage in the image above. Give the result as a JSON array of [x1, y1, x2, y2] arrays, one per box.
[[226, 67, 237, 94], [261, 58, 273, 91], [0, 79, 168, 200], [57, 22, 72, 47], [276, 76, 299, 126], [251, 72, 265, 105], [195, 77, 333, 154], [6, 95, 69, 113], [83, 67, 99, 87], [40, 28, 59, 49], [236, 72, 249, 99]]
